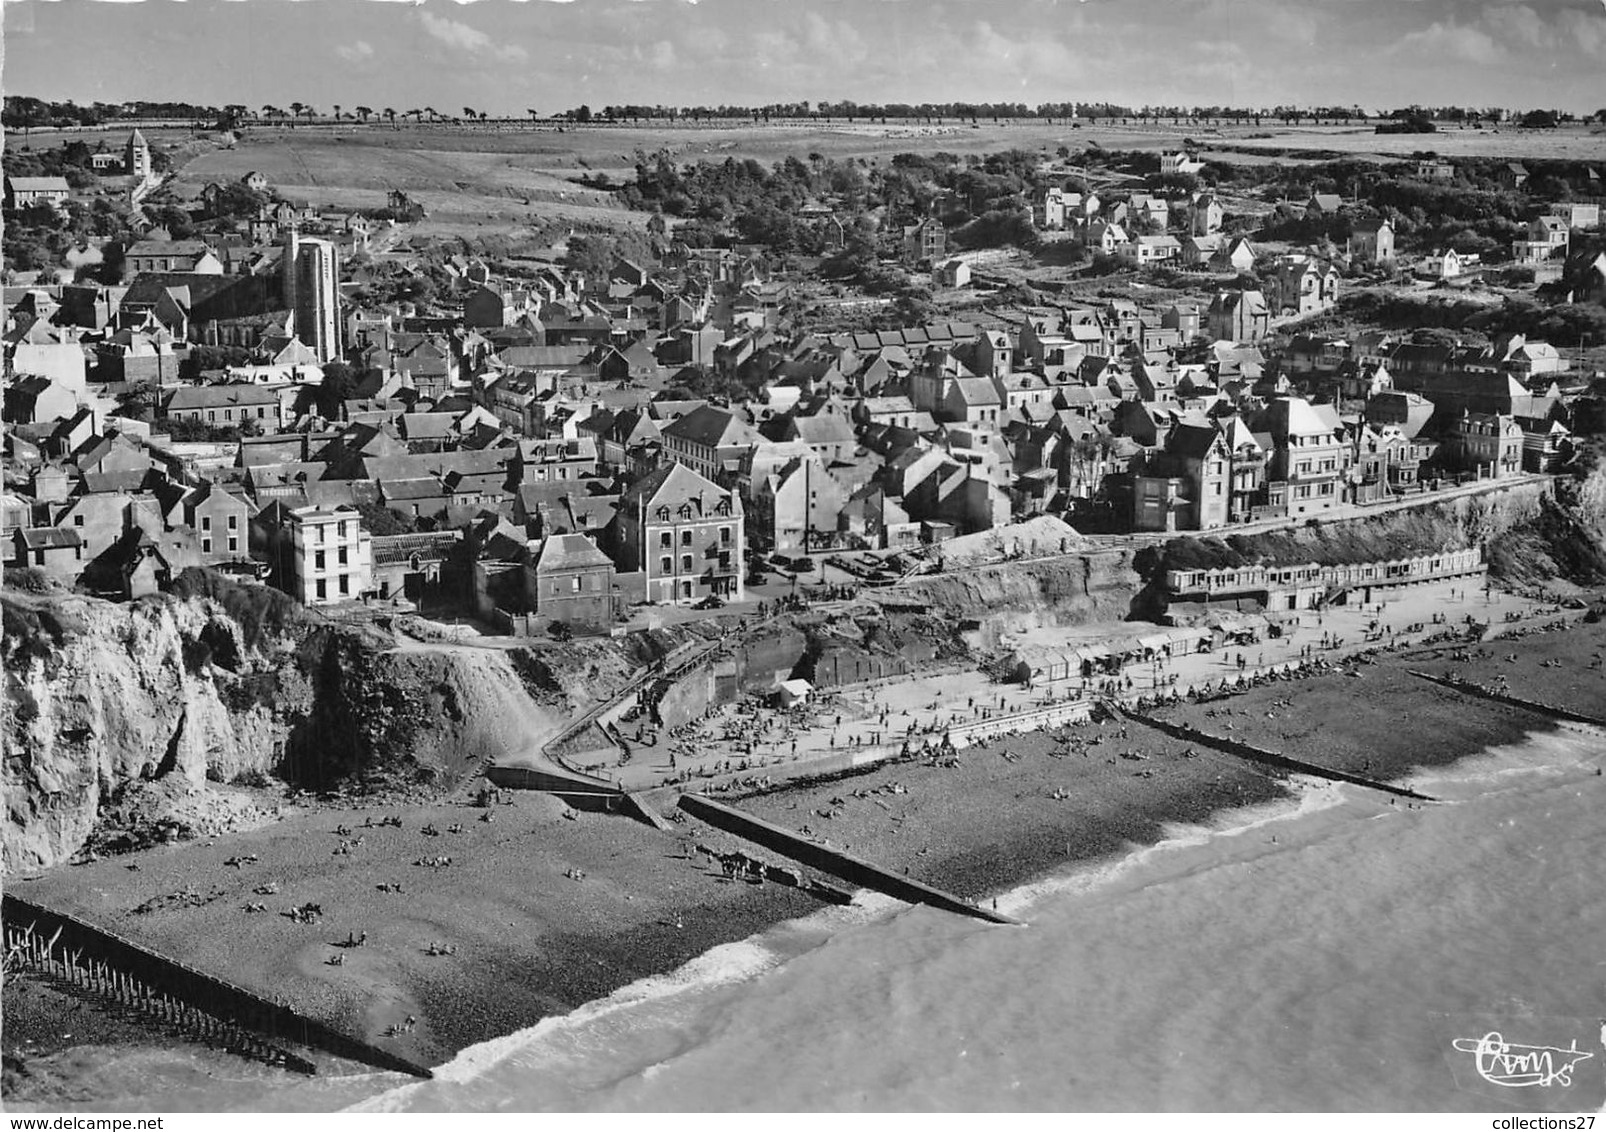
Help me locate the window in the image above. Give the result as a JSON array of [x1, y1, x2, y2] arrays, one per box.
[[73, 515, 83, 527], [228, 536, 238, 552], [338, 547, 348, 566], [659, 531, 672, 549], [571, 577, 581, 593], [339, 521, 350, 540], [228, 515, 238, 530], [720, 526, 731, 545], [208, 411, 216, 422], [202, 516, 212, 531], [316, 579, 327, 600], [660, 556, 672, 573], [202, 538, 212, 554], [681, 530, 692, 546], [681, 554, 692, 572], [315, 550, 325, 570]]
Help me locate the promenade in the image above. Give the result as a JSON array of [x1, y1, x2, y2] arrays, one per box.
[[591, 577, 1572, 793]]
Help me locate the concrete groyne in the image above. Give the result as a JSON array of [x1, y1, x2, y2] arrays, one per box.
[[2, 893, 433, 1079], [1407, 670, 1606, 729], [677, 794, 1019, 925], [1120, 710, 1438, 802]]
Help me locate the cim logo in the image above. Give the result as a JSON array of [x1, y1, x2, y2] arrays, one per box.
[[1451, 1031, 1595, 1089]]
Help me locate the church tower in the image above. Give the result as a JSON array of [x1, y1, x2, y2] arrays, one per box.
[[125, 129, 152, 182]]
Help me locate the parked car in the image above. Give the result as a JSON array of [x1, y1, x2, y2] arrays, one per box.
[[693, 594, 726, 610]]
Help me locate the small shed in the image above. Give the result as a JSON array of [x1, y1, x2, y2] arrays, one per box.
[[774, 678, 814, 708]]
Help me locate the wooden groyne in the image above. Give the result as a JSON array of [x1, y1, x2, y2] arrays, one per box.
[[2, 894, 433, 1079], [677, 794, 1019, 925], [1119, 709, 1438, 802], [1408, 670, 1606, 729], [5, 916, 314, 1074]]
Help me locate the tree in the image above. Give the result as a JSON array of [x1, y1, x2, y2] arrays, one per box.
[[527, 109, 540, 126], [464, 107, 476, 122], [316, 359, 356, 419], [355, 500, 419, 537], [333, 104, 342, 122], [356, 106, 372, 123], [384, 107, 396, 127]]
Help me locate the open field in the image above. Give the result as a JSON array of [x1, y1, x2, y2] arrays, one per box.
[[18, 118, 1600, 242], [27, 119, 1606, 167]]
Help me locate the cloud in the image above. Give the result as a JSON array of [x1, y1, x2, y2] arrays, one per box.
[[1393, 20, 1502, 64], [418, 10, 529, 62], [336, 40, 375, 63]]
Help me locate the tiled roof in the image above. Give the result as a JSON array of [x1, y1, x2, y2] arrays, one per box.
[[18, 526, 82, 550], [535, 533, 613, 573], [163, 383, 280, 411]]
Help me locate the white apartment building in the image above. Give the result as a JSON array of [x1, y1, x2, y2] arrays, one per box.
[[281, 503, 372, 605]]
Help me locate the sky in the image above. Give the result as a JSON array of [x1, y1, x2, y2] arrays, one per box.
[[4, 0, 1606, 117]]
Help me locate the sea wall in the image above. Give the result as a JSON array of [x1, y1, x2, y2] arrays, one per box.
[[677, 794, 1016, 924]]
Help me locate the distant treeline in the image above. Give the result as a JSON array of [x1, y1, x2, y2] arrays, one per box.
[[9, 95, 1602, 129], [563, 102, 1601, 126], [3, 97, 224, 128]]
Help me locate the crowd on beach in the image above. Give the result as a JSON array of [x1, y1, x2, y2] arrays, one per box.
[[601, 580, 1589, 794]]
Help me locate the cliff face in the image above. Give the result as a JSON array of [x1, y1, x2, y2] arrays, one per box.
[[893, 549, 1143, 646], [1, 576, 688, 873]]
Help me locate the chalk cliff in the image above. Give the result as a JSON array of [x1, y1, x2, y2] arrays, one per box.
[[1, 570, 689, 872]]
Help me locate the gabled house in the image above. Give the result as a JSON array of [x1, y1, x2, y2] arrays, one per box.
[[611, 462, 743, 605], [1498, 163, 1529, 191], [1260, 396, 1346, 517], [532, 533, 616, 629], [1351, 219, 1395, 264], [1192, 194, 1225, 236], [1452, 412, 1524, 478], [1211, 236, 1257, 274], [901, 218, 947, 265], [12, 527, 85, 578], [1205, 290, 1271, 343], [1266, 257, 1340, 316], [184, 481, 250, 563], [660, 404, 760, 484]]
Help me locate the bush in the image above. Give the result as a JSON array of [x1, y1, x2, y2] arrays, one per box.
[[168, 567, 309, 653], [1, 595, 88, 668], [3, 567, 62, 594]]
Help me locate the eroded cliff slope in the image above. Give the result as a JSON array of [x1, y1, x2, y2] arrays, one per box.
[[2, 570, 695, 872]]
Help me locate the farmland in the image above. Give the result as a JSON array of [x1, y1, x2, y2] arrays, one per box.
[[19, 117, 1604, 244]]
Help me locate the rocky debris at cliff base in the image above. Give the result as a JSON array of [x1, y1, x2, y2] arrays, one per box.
[[87, 778, 281, 857]]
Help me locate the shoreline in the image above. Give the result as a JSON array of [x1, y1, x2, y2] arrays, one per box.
[[6, 605, 1605, 1109]]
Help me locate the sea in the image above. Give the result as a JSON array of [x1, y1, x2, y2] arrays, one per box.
[[36, 725, 1606, 1113]]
